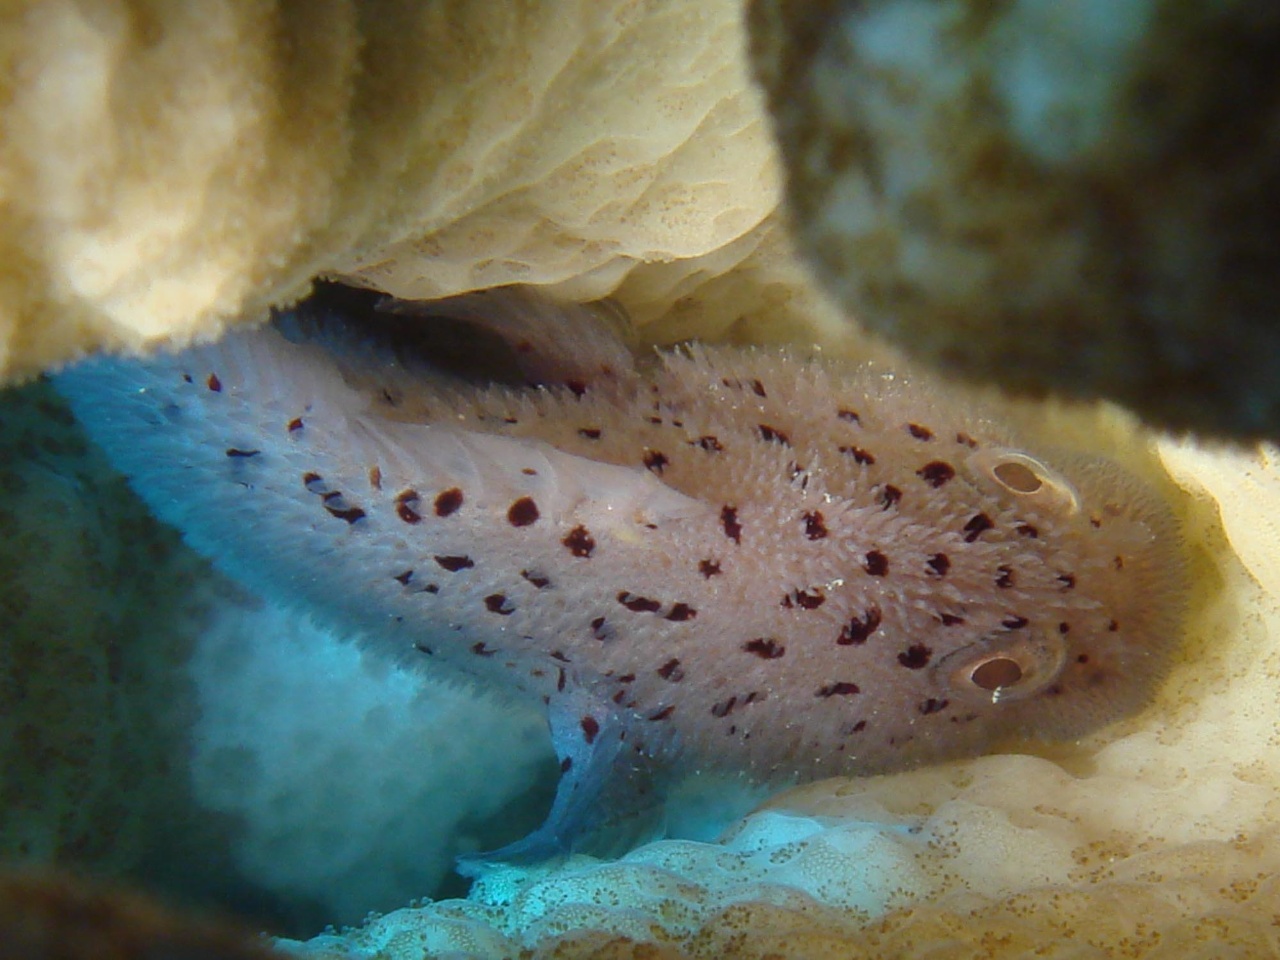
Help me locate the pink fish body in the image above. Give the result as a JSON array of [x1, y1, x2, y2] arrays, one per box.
[[55, 286, 1185, 868]]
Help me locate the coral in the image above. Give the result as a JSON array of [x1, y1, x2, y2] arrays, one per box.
[[0, 1, 841, 383], [749, 0, 1280, 440]]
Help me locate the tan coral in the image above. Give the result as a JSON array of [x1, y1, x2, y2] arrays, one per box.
[[749, 0, 1280, 440], [0, 0, 842, 383]]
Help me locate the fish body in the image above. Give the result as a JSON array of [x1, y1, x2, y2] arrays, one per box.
[[54, 287, 1185, 868]]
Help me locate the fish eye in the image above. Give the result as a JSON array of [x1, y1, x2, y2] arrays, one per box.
[[937, 628, 1067, 705], [969, 449, 1081, 515], [969, 656, 1023, 691]]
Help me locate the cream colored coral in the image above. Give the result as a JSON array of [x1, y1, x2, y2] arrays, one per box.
[[0, 0, 842, 384]]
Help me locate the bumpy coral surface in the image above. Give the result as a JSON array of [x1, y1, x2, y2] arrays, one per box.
[[1, 0, 841, 383], [750, 0, 1280, 440]]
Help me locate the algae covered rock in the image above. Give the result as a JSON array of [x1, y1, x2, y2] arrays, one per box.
[[749, 0, 1280, 440]]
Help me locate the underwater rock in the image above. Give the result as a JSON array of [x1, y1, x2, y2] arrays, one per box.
[[749, 0, 1280, 440], [0, 870, 285, 960]]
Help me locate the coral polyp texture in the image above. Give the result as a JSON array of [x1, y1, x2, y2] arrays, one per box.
[[749, 0, 1280, 440], [0, 0, 839, 383]]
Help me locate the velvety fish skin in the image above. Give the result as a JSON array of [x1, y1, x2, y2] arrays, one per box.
[[54, 287, 1186, 864]]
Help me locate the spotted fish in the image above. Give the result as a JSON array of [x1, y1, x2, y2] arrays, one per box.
[[54, 285, 1186, 869]]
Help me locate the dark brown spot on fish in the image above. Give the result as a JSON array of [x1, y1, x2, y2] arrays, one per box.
[[182, 373, 193, 384], [393, 570, 413, 585], [287, 417, 303, 433], [1002, 615, 1029, 630], [472, 642, 495, 657], [803, 511, 828, 540], [522, 467, 537, 476], [368, 466, 382, 489], [578, 427, 602, 440], [395, 489, 422, 524], [665, 603, 696, 622], [657, 658, 685, 682], [743, 638, 785, 659], [323, 498, 366, 524], [618, 592, 661, 614], [751, 379, 767, 398], [908, 423, 934, 440], [1016, 523, 1039, 538], [1108, 619, 1120, 632], [206, 373, 222, 392], [919, 697, 949, 715], [839, 445, 875, 465], [863, 550, 889, 576], [1060, 622, 1072, 634], [563, 525, 596, 558], [565, 378, 587, 398], [758, 424, 790, 446], [485, 594, 515, 616], [711, 696, 737, 718], [422, 584, 439, 595], [939, 613, 966, 626], [995, 565, 1015, 588], [591, 616, 610, 640], [879, 485, 903, 509], [699, 559, 722, 578], [838, 607, 882, 645], [956, 432, 978, 448], [816, 682, 861, 698], [225, 448, 260, 459], [643, 450, 669, 474], [693, 435, 724, 452], [963, 513, 995, 542], [414, 643, 434, 656], [580, 716, 599, 744], [783, 589, 825, 610], [721, 505, 742, 543], [434, 555, 474, 572], [508, 496, 539, 527], [898, 644, 932, 669], [837, 408, 860, 423], [522, 570, 551, 588], [917, 460, 956, 487], [1076, 653, 1089, 663], [560, 757, 573, 772], [435, 487, 464, 517], [649, 705, 676, 722], [926, 553, 950, 577], [1114, 555, 1125, 570], [1057, 573, 1076, 590]]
